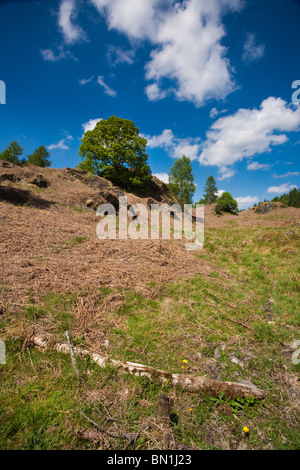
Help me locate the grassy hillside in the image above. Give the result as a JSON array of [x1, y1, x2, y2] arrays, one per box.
[[0, 164, 299, 450]]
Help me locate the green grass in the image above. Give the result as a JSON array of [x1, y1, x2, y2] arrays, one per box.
[[0, 224, 299, 449], [61, 236, 86, 247]]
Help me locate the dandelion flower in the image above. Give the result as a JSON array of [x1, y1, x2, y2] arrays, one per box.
[[182, 359, 188, 364], [243, 426, 249, 433]]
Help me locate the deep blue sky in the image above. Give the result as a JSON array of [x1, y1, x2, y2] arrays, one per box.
[[0, 0, 299, 207]]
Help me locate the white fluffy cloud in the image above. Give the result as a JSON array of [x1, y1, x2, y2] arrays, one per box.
[[217, 166, 236, 180], [58, 0, 86, 44], [91, 0, 243, 106], [247, 161, 272, 171], [266, 182, 298, 194], [82, 118, 102, 134], [90, 0, 159, 40], [145, 83, 168, 101], [145, 128, 201, 160], [48, 134, 73, 151], [242, 33, 265, 64], [200, 97, 300, 178], [235, 195, 259, 209]]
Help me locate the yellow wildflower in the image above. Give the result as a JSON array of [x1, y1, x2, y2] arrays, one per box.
[[182, 359, 188, 364], [243, 426, 249, 433]]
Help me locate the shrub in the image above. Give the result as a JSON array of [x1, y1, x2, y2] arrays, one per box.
[[215, 191, 238, 214]]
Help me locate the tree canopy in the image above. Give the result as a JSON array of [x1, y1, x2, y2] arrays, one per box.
[[215, 191, 238, 214], [272, 188, 300, 208], [27, 145, 51, 167], [78, 116, 151, 188], [203, 175, 218, 205], [168, 155, 195, 204], [0, 141, 23, 164]]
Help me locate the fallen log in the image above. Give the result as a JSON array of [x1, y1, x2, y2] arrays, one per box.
[[31, 334, 264, 399]]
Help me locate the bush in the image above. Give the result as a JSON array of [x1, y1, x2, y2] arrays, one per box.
[[215, 191, 238, 214]]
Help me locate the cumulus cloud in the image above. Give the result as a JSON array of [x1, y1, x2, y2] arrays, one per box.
[[82, 118, 102, 135], [90, 0, 159, 40], [266, 182, 298, 194], [216, 166, 236, 180], [247, 161, 272, 171], [242, 33, 265, 64], [97, 76, 117, 97], [145, 0, 241, 106], [200, 97, 300, 179], [91, 0, 243, 106], [145, 83, 168, 101], [235, 195, 259, 209], [153, 172, 169, 184], [145, 128, 201, 160], [58, 0, 86, 44], [48, 134, 73, 151]]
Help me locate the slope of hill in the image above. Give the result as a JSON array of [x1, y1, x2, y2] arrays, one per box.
[[0, 162, 299, 450]]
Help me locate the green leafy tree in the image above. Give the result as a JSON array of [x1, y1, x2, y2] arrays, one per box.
[[215, 191, 238, 214], [288, 188, 300, 207], [27, 146, 51, 167], [203, 175, 218, 205], [78, 116, 151, 188], [0, 140, 23, 164], [272, 188, 300, 208], [277, 194, 289, 205], [168, 155, 196, 204], [0, 149, 11, 162], [195, 197, 206, 206]]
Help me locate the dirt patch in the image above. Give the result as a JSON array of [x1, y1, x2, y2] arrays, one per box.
[[0, 201, 214, 310], [1, 163, 299, 310]]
